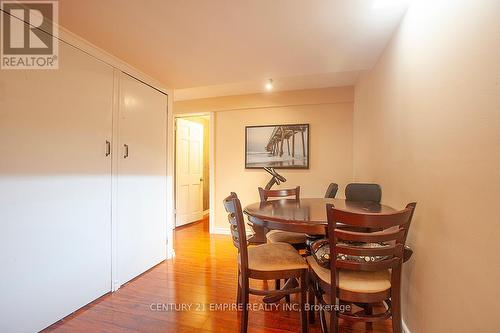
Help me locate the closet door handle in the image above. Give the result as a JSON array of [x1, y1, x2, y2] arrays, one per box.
[[105, 140, 111, 156], [123, 144, 129, 158]]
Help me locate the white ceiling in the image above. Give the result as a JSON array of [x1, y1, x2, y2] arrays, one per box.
[[58, 0, 410, 100]]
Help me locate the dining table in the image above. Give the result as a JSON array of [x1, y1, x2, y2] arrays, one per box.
[[244, 198, 397, 236], [243, 197, 413, 303]]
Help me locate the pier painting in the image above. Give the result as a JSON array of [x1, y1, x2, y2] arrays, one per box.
[[245, 124, 309, 169]]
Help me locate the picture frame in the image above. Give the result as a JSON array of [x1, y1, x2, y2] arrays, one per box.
[[245, 124, 310, 169]]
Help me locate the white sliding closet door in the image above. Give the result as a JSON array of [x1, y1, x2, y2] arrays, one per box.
[[116, 73, 167, 286], [0, 37, 113, 332]]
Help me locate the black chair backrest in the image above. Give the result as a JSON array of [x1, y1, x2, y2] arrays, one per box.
[[345, 183, 382, 203], [324, 183, 339, 199]]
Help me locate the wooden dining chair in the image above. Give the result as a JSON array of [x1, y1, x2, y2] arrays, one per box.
[[223, 193, 309, 333], [258, 186, 308, 247], [324, 183, 339, 199], [258, 186, 301, 202], [345, 183, 382, 203], [307, 202, 416, 333], [258, 186, 308, 296]]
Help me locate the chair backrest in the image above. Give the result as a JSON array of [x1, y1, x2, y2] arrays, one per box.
[[345, 183, 382, 203], [223, 192, 248, 268], [325, 202, 416, 287], [258, 186, 300, 202], [324, 183, 339, 199]]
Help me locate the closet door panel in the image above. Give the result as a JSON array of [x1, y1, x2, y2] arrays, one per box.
[[0, 36, 113, 332], [117, 74, 167, 285]]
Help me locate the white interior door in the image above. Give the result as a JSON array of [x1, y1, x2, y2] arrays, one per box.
[[175, 118, 204, 227], [0, 31, 113, 332], [116, 73, 168, 286]]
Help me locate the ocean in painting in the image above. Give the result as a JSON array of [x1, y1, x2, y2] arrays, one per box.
[[246, 152, 307, 168]]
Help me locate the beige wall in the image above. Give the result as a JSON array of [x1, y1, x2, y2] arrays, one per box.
[[175, 87, 354, 231], [353, 1, 500, 332]]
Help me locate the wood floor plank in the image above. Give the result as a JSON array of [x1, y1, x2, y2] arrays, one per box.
[[43, 217, 393, 332]]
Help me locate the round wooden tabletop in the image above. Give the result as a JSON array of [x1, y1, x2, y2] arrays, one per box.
[[244, 198, 397, 235]]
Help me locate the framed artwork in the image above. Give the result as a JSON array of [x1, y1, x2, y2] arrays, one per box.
[[245, 124, 309, 169]]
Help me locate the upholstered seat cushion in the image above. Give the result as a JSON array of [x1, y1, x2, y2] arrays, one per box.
[[246, 243, 308, 271], [266, 230, 307, 244], [306, 256, 391, 293]]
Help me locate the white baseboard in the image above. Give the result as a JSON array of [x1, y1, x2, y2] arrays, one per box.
[[166, 248, 176, 259], [211, 227, 253, 236], [402, 319, 411, 333], [112, 280, 121, 292], [212, 227, 231, 235]]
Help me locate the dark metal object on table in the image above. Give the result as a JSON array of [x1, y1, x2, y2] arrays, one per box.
[[247, 167, 287, 244], [263, 167, 286, 190]]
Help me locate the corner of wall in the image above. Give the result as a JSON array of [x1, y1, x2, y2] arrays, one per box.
[[402, 319, 411, 333]]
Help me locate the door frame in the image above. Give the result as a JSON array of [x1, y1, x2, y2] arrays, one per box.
[[172, 112, 215, 235], [174, 117, 204, 226]]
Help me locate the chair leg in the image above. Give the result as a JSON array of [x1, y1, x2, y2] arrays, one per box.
[[329, 299, 338, 333], [240, 279, 249, 333], [284, 278, 291, 303], [237, 271, 242, 304], [392, 291, 402, 333], [300, 270, 308, 333], [319, 307, 328, 333], [307, 285, 315, 323], [237, 283, 242, 305], [365, 303, 373, 330], [275, 279, 281, 290]]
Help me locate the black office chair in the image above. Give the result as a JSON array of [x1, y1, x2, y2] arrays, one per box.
[[345, 183, 382, 203], [324, 183, 339, 199]]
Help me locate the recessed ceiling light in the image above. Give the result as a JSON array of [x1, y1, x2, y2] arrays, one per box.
[[265, 79, 273, 91], [372, 0, 405, 9]]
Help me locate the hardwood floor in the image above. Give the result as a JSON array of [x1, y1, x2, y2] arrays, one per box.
[[44, 218, 393, 333]]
